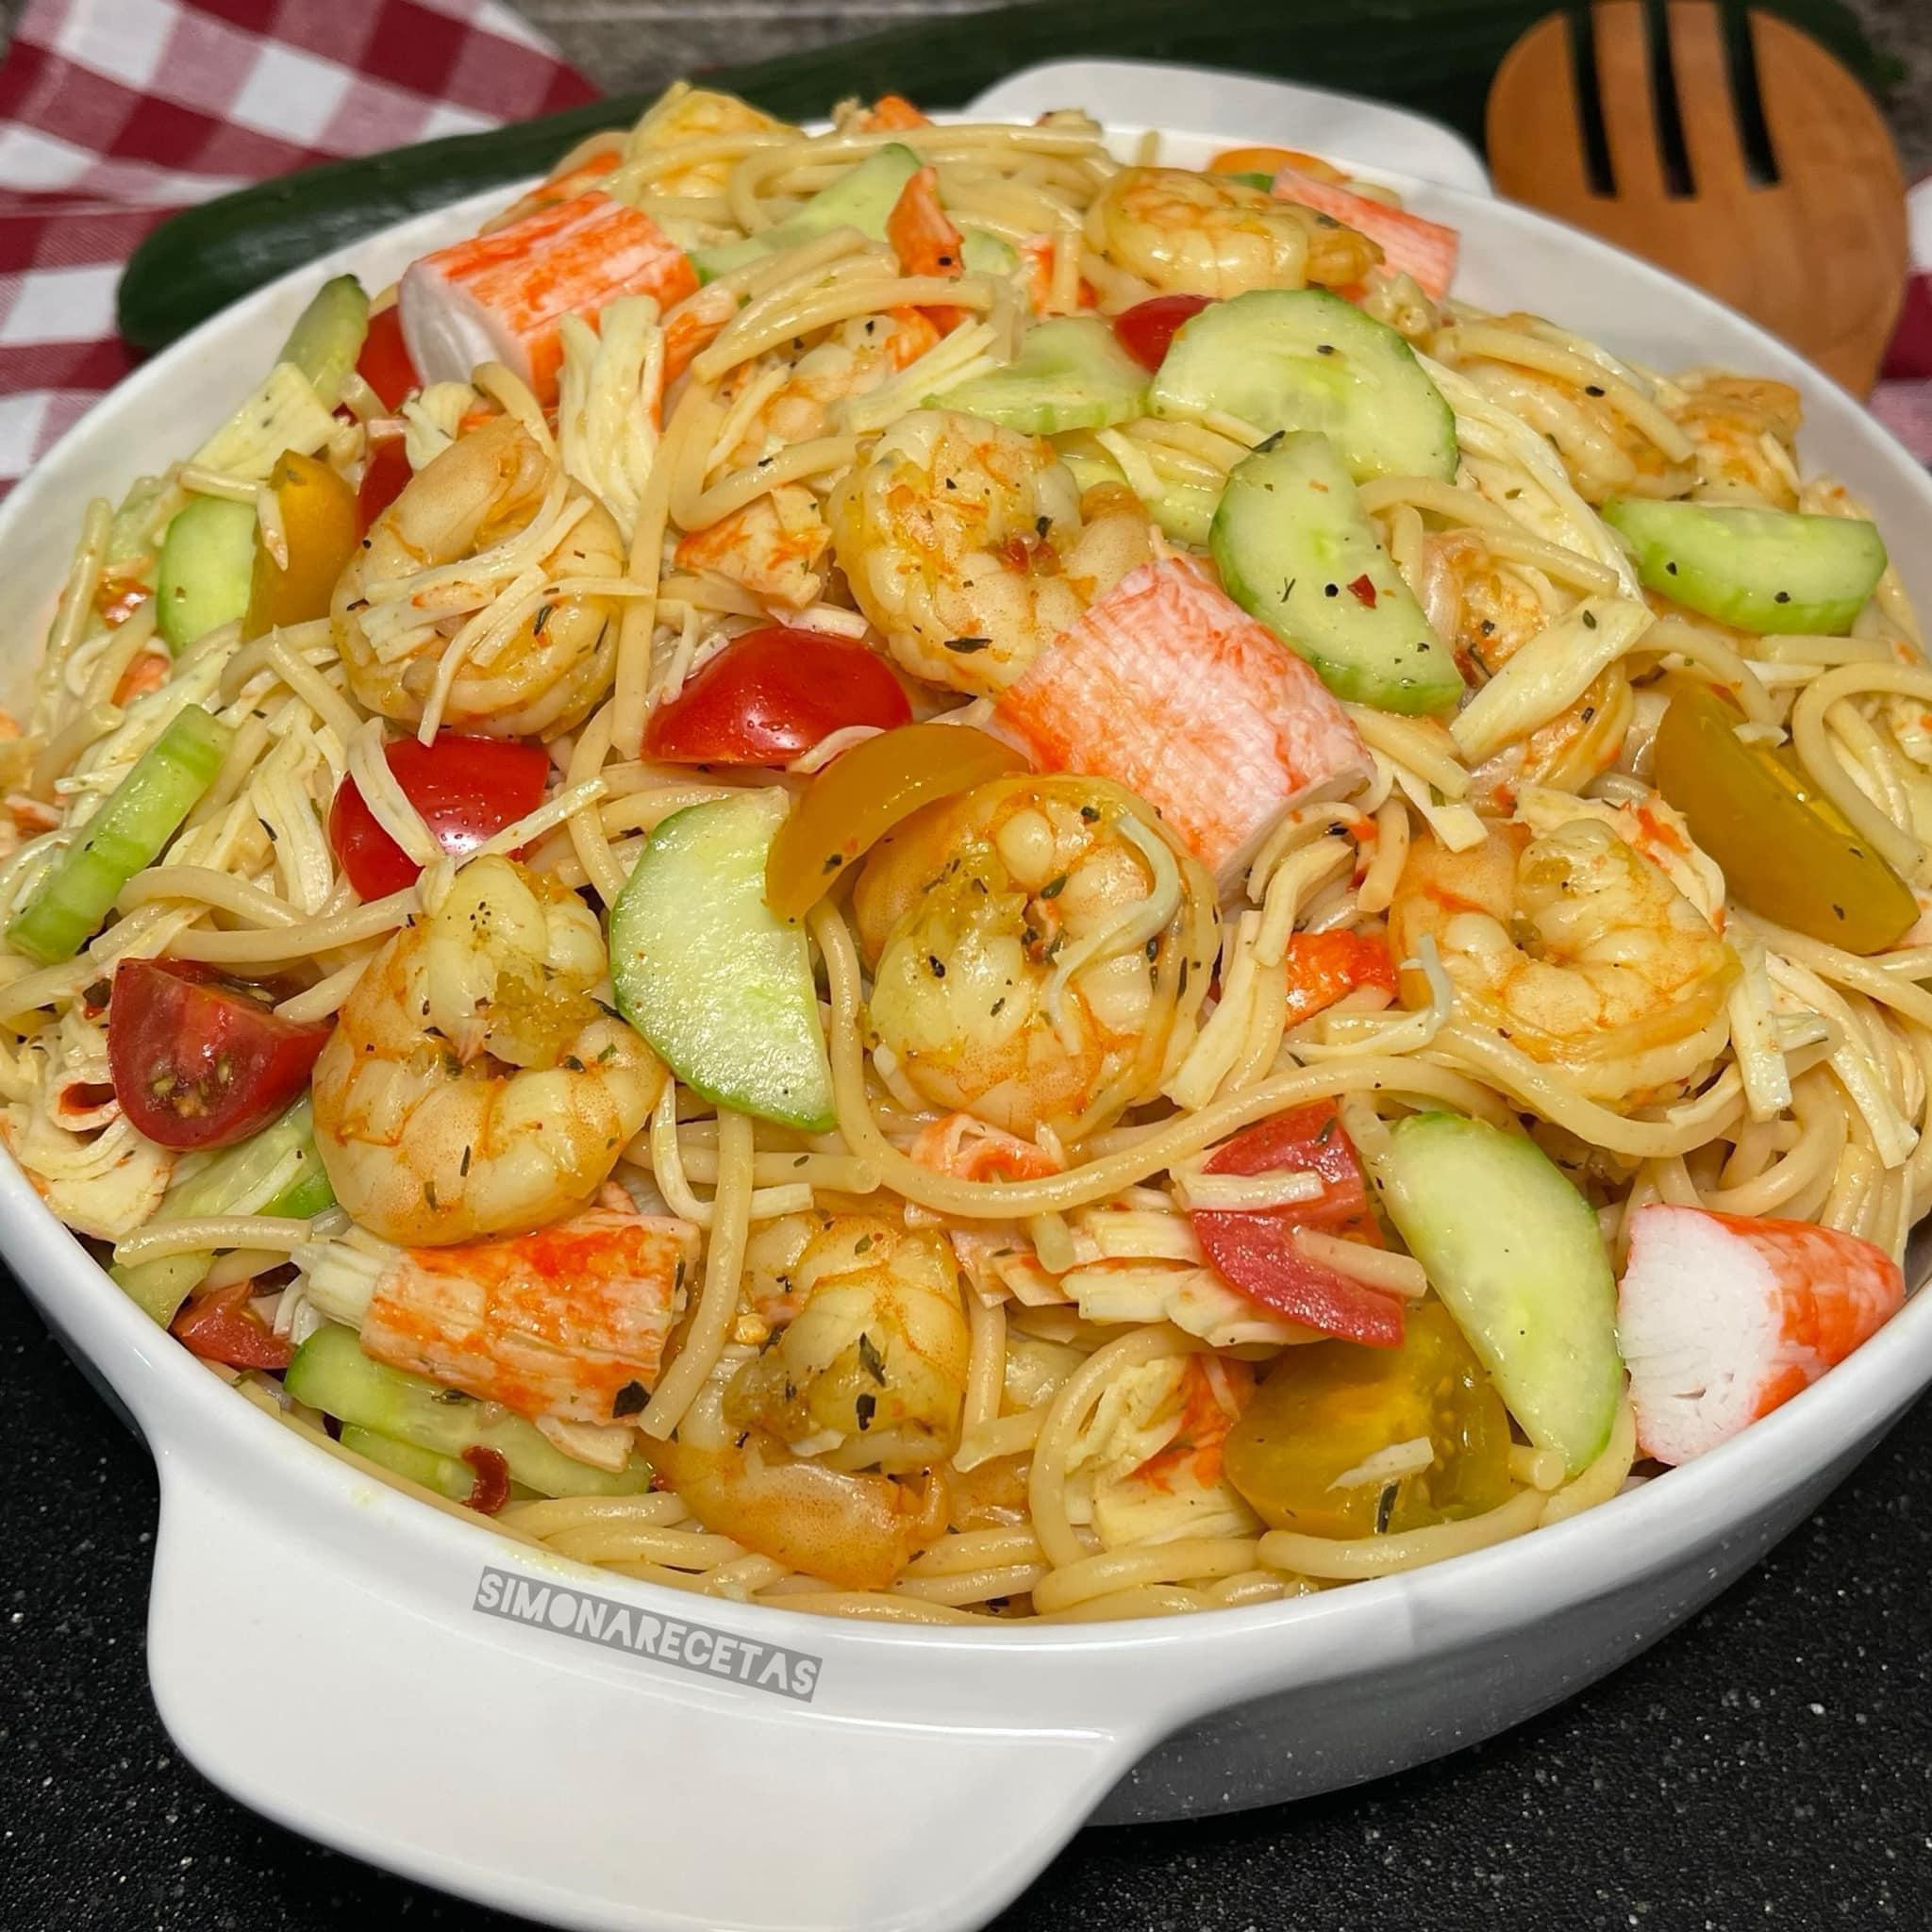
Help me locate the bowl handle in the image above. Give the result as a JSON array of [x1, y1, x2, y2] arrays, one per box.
[[145, 1446, 1144, 1932]]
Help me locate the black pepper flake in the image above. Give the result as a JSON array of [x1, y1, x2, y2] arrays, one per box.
[[855, 1233, 874, 1254], [855, 1391, 876, 1431], [1040, 874, 1067, 899], [1582, 609, 1598, 630], [459, 1146, 472, 1177], [1316, 342, 1335, 356], [1585, 384, 1606, 397], [611, 1380, 648, 1418], [823, 852, 843, 872], [1324, 582, 1340, 598], [943, 635, 991, 654], [1146, 935, 1159, 960], [674, 1257, 687, 1293], [1035, 513, 1052, 539], [857, 1332, 887, 1383], [1479, 619, 1496, 636], [1665, 560, 1678, 575], [1774, 591, 1791, 604], [532, 603, 554, 635], [425, 1179, 438, 1209], [1281, 575, 1297, 603], [1833, 903, 1847, 920], [1375, 1483, 1397, 1534], [990, 995, 1006, 1016], [1080, 805, 1099, 822], [928, 953, 946, 977]]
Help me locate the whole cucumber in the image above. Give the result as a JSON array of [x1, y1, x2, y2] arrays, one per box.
[[115, 0, 1893, 352]]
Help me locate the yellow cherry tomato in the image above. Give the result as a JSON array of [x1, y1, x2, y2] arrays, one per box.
[[242, 449, 358, 640], [1653, 682, 1916, 955], [1221, 1302, 1514, 1540], [762, 723, 1026, 924], [1208, 145, 1346, 184]]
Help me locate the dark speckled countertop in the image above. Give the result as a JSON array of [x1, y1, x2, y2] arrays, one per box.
[[6, 2, 1932, 1927]]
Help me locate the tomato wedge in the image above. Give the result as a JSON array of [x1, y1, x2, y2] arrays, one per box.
[[328, 733, 550, 900], [643, 626, 912, 766], [762, 722, 1026, 924], [1190, 1100, 1405, 1347], [1111, 293, 1215, 372], [172, 1281, 294, 1370], [109, 958, 332, 1152], [355, 302, 419, 412]]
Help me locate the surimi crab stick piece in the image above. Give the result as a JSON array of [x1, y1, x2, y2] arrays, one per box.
[[991, 556, 1373, 891], [1270, 167, 1459, 302], [399, 190, 698, 406], [1617, 1204, 1906, 1466], [302, 1191, 701, 1429]]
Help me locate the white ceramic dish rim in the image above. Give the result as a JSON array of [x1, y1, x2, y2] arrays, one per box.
[[2, 108, 1931, 1932]]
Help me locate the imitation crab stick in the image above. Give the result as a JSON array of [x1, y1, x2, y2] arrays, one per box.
[[1617, 1204, 1906, 1466], [399, 190, 697, 406], [1270, 167, 1458, 302], [991, 556, 1373, 891], [302, 1192, 701, 1429]]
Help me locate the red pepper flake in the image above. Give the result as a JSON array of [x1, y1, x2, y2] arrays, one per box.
[[1346, 573, 1378, 608], [462, 1445, 510, 1515]]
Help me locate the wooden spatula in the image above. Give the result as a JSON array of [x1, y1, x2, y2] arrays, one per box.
[[1486, 1, 1907, 392]]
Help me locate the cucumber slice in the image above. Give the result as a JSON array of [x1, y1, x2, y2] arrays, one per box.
[[156, 495, 257, 654], [610, 789, 835, 1130], [933, 315, 1147, 435], [339, 1424, 475, 1502], [1601, 497, 1887, 636], [1212, 429, 1459, 713], [276, 274, 369, 409], [1152, 288, 1457, 483], [8, 705, 231, 966], [959, 227, 1018, 276], [1377, 1112, 1623, 1474], [112, 1096, 334, 1326], [286, 1324, 654, 1498], [692, 142, 923, 281]]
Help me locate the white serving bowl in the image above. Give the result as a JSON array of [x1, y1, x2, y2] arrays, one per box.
[[6, 113, 1932, 1932]]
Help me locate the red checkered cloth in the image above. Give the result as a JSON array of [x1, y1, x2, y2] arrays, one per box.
[[0, 0, 594, 492]]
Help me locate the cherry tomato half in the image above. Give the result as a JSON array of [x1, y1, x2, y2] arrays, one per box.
[[172, 1281, 294, 1370], [355, 303, 420, 412], [644, 625, 912, 766], [328, 733, 551, 901], [1111, 293, 1215, 373], [357, 435, 412, 537], [1190, 1100, 1406, 1347], [109, 958, 332, 1152]]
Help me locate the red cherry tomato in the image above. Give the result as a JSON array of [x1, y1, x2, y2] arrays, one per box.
[[109, 959, 332, 1153], [172, 1282, 294, 1370], [643, 625, 913, 765], [327, 733, 551, 901], [1190, 1100, 1406, 1347], [355, 303, 420, 412], [1110, 293, 1216, 372], [357, 435, 411, 536]]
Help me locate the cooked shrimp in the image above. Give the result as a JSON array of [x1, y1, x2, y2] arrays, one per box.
[[658, 1350, 950, 1589], [829, 409, 1152, 697], [1668, 374, 1803, 509], [1083, 166, 1381, 300], [724, 1212, 971, 1472], [623, 85, 792, 197], [301, 1185, 699, 1426], [333, 415, 625, 741], [674, 485, 831, 611], [853, 773, 1215, 1139], [718, 311, 941, 468], [1389, 810, 1739, 1106], [1413, 529, 1631, 810], [312, 856, 664, 1245]]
